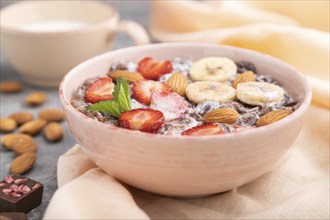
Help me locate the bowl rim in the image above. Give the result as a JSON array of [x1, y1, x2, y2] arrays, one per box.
[[0, 0, 118, 36], [59, 42, 312, 140]]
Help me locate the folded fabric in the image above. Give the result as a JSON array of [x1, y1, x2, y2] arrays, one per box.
[[43, 105, 329, 219], [44, 155, 149, 219], [150, 1, 330, 109], [150, 1, 329, 33]]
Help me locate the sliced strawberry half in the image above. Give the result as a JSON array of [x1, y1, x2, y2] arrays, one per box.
[[118, 108, 165, 133], [137, 57, 173, 80], [150, 91, 189, 121], [232, 125, 251, 133], [181, 123, 224, 136], [85, 77, 115, 103], [132, 80, 171, 105]]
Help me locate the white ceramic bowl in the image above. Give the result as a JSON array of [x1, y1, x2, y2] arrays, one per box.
[[60, 43, 311, 197]]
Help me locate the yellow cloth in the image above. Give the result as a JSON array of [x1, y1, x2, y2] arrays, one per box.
[[44, 1, 329, 219], [150, 0, 330, 109]]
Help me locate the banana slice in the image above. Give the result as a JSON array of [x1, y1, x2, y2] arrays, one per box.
[[189, 57, 237, 82], [186, 81, 236, 104], [237, 82, 285, 106]]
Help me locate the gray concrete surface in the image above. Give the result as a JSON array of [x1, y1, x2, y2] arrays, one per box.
[[0, 1, 149, 218]]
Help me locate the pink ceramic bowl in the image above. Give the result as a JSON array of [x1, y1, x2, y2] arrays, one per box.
[[60, 43, 311, 197]]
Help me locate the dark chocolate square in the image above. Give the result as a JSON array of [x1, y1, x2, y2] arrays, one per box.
[[0, 175, 43, 213], [0, 212, 27, 220]]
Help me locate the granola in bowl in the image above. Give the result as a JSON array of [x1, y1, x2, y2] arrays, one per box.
[[71, 57, 297, 135]]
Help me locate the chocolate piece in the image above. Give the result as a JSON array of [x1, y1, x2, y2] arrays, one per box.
[[0, 212, 27, 220], [0, 175, 43, 213]]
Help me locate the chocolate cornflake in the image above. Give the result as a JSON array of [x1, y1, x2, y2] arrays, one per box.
[[282, 94, 297, 107], [235, 61, 257, 74], [236, 112, 259, 127], [256, 75, 280, 85], [109, 61, 137, 72], [195, 101, 220, 116]]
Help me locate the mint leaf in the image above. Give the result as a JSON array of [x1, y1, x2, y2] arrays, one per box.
[[116, 77, 131, 111], [87, 101, 122, 117], [87, 77, 131, 118]]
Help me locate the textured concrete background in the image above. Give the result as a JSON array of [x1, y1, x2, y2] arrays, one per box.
[[0, 1, 149, 218]]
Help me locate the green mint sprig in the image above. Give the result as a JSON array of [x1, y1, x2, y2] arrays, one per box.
[[87, 77, 131, 118]]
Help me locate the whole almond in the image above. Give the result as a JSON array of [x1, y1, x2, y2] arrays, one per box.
[[0, 81, 23, 93], [256, 109, 292, 127], [0, 118, 17, 133], [202, 108, 240, 124], [10, 152, 37, 174], [25, 92, 47, 106], [107, 70, 144, 83], [19, 119, 47, 136], [167, 72, 188, 96], [44, 122, 64, 142], [1, 133, 33, 150], [232, 71, 256, 89], [10, 112, 33, 125], [13, 137, 37, 155], [39, 108, 65, 122]]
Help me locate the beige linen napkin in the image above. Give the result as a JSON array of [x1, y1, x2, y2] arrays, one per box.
[[44, 147, 149, 219], [44, 104, 329, 219], [44, 1, 329, 219]]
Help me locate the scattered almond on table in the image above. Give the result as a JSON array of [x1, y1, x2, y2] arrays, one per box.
[[0, 118, 17, 133], [39, 108, 65, 122], [0, 81, 23, 93], [1, 82, 66, 175], [9, 112, 34, 125], [44, 122, 64, 142], [1, 133, 33, 150], [19, 119, 47, 136], [12, 137, 37, 155], [25, 92, 47, 106], [10, 152, 37, 174]]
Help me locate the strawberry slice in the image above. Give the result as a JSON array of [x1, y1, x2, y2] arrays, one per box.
[[118, 108, 165, 133], [137, 57, 173, 80], [181, 123, 224, 136], [150, 91, 189, 121], [232, 125, 251, 133], [133, 80, 171, 105], [85, 78, 115, 103]]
